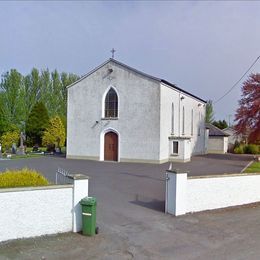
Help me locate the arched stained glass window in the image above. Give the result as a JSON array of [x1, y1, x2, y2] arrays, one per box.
[[105, 88, 118, 118]]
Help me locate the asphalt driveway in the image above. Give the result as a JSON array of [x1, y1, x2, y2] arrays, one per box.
[[0, 154, 257, 259]]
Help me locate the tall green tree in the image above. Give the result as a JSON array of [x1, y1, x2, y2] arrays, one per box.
[[60, 72, 79, 118], [25, 102, 49, 145], [39, 69, 52, 112], [0, 69, 24, 126], [22, 68, 41, 120], [205, 100, 214, 123], [212, 120, 228, 129], [0, 68, 79, 138], [0, 95, 10, 135]]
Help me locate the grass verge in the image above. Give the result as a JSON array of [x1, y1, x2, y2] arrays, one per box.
[[243, 162, 260, 173]]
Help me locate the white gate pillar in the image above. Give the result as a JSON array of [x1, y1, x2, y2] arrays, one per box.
[[165, 169, 187, 216], [69, 174, 89, 232]]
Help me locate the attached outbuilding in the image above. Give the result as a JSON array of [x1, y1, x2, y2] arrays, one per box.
[[222, 127, 243, 152], [67, 59, 207, 163], [206, 123, 229, 154]]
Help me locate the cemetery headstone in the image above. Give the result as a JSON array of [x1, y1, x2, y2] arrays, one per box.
[[11, 143, 17, 154]]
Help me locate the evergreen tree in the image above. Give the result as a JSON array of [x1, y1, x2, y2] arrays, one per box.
[[205, 100, 214, 123], [212, 120, 228, 129], [25, 102, 49, 145]]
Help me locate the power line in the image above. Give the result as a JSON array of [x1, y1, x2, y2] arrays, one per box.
[[213, 55, 260, 104]]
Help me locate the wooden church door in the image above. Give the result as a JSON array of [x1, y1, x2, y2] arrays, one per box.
[[104, 132, 118, 161]]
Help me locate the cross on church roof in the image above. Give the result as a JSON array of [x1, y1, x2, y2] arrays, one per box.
[[111, 48, 116, 59]]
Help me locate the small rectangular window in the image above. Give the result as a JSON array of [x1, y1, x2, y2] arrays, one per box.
[[173, 141, 179, 154]]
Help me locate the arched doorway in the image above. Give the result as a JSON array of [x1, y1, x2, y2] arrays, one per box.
[[104, 132, 118, 161]]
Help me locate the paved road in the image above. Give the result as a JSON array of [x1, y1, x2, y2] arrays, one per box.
[[0, 154, 257, 259]]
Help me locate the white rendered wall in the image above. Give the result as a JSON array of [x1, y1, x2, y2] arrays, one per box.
[[223, 136, 228, 153], [67, 60, 161, 162], [208, 137, 226, 154], [166, 171, 187, 216], [160, 83, 206, 161], [187, 174, 260, 213], [0, 186, 73, 242], [72, 178, 89, 232]]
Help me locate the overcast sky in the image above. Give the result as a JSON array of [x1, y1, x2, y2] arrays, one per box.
[[0, 1, 259, 122]]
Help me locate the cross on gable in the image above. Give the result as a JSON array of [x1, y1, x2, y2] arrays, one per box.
[[111, 48, 116, 59]]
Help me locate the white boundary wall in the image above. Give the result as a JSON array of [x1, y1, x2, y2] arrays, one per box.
[[0, 175, 88, 242], [166, 170, 260, 216]]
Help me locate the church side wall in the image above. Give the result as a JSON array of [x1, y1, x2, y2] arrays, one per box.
[[159, 84, 206, 161], [67, 62, 161, 162]]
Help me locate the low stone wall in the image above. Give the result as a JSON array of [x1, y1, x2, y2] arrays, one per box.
[[165, 170, 260, 216], [0, 175, 88, 242]]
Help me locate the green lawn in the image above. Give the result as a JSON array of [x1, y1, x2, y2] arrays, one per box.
[[243, 162, 260, 173], [10, 154, 43, 160], [26, 146, 66, 153], [26, 147, 47, 153], [2, 147, 66, 160]]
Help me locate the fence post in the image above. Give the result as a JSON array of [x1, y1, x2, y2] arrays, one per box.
[[165, 169, 187, 216], [69, 174, 89, 232]]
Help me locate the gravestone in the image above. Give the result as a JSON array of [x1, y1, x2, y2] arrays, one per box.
[[11, 143, 17, 154]]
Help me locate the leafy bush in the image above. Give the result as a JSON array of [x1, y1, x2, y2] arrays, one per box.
[[0, 130, 20, 152], [0, 168, 49, 188], [234, 144, 260, 154], [234, 145, 244, 154], [244, 144, 259, 154], [42, 116, 65, 148]]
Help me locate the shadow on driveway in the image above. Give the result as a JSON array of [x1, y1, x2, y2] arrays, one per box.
[[130, 194, 165, 213]]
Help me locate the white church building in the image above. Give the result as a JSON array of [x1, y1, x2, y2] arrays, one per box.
[[67, 59, 207, 163]]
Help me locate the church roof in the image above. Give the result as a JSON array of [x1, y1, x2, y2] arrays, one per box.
[[67, 58, 206, 103]]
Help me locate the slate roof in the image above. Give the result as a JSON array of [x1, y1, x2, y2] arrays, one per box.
[[67, 58, 206, 103], [205, 123, 230, 137]]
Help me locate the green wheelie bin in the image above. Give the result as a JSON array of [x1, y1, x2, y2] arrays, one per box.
[[80, 197, 97, 236]]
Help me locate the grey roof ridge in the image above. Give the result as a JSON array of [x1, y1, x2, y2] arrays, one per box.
[[66, 58, 207, 103], [205, 123, 230, 136], [66, 59, 111, 89]]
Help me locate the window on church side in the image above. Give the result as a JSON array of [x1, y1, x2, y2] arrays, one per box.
[[198, 111, 201, 136], [171, 103, 174, 134], [182, 106, 185, 135], [105, 88, 118, 118], [191, 109, 194, 136]]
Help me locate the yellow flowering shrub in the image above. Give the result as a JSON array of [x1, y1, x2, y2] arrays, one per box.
[[0, 168, 49, 188], [0, 130, 19, 152], [42, 116, 65, 148]]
